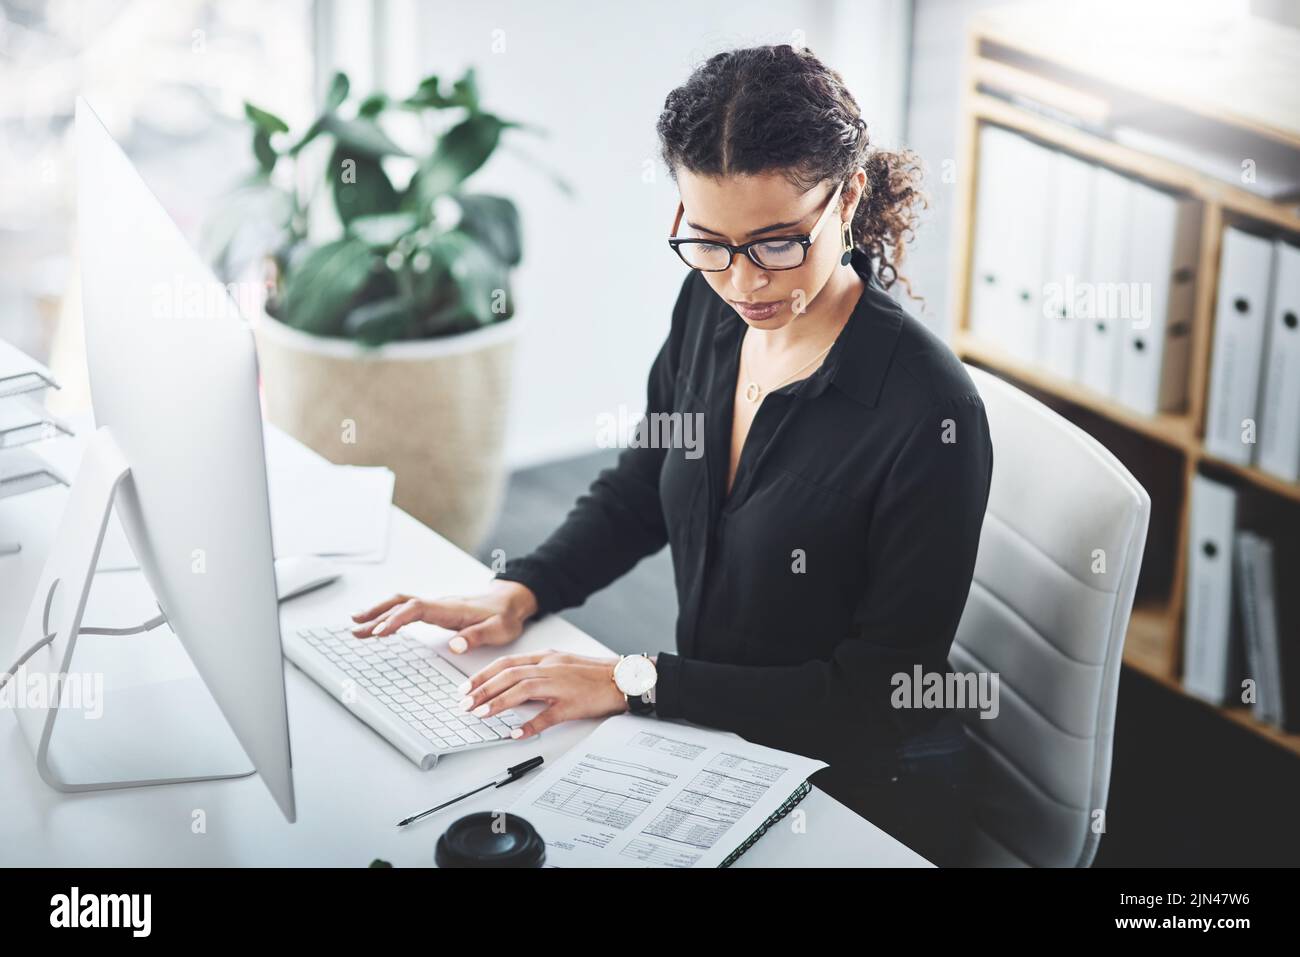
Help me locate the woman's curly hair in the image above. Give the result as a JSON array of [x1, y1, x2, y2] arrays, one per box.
[[656, 44, 926, 295]]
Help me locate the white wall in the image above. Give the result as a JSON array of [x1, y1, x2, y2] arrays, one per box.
[[894, 0, 1004, 338], [334, 0, 912, 467]]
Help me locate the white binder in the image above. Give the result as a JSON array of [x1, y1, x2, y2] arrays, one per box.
[[1040, 151, 1094, 381], [970, 125, 1018, 351], [1256, 241, 1300, 482], [1183, 475, 1239, 705], [969, 127, 1051, 362], [1234, 530, 1282, 726], [1001, 134, 1053, 363], [1078, 167, 1132, 397], [1114, 182, 1200, 415], [1205, 228, 1276, 465]]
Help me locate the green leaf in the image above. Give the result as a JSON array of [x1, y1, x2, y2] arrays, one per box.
[[281, 238, 375, 335], [402, 75, 445, 109], [323, 114, 409, 158], [412, 113, 505, 206], [331, 147, 400, 226], [325, 72, 350, 110], [253, 129, 276, 174], [289, 115, 324, 156], [244, 103, 290, 138], [244, 102, 289, 135], [343, 295, 417, 345], [426, 230, 508, 326], [421, 302, 478, 337], [403, 71, 477, 111], [349, 211, 418, 247], [358, 92, 387, 118], [455, 194, 521, 267], [451, 68, 480, 114]]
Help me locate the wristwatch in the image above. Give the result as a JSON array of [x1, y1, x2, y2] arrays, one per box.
[[612, 653, 657, 715]]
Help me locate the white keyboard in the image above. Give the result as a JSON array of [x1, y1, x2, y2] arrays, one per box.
[[286, 625, 525, 769]]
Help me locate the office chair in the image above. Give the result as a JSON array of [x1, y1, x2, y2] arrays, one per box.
[[951, 365, 1151, 867]]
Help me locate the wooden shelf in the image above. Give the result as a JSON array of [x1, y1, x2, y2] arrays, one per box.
[[955, 6, 1300, 762], [972, 0, 1300, 150], [1196, 452, 1300, 506], [970, 93, 1300, 235], [1122, 599, 1300, 759], [1122, 600, 1177, 685], [955, 332, 1197, 453], [956, 333, 1300, 507], [1216, 706, 1300, 759]]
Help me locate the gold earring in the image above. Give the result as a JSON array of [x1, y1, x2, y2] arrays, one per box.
[[840, 221, 853, 266]]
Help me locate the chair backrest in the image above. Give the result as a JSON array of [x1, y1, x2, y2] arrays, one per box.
[[952, 365, 1150, 867]]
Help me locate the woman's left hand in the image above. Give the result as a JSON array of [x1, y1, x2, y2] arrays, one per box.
[[458, 650, 629, 740]]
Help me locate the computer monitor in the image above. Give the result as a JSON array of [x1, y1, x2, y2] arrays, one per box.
[[8, 98, 295, 821]]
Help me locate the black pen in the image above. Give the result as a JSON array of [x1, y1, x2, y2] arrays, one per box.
[[396, 756, 545, 827]]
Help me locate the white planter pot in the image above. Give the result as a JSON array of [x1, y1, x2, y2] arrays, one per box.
[[253, 313, 518, 553]]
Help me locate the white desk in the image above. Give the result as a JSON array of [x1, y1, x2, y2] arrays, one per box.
[[0, 426, 930, 868]]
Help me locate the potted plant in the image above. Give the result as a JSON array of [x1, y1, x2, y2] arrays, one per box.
[[207, 69, 564, 551]]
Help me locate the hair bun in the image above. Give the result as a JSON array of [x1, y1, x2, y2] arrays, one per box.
[[839, 116, 866, 146]]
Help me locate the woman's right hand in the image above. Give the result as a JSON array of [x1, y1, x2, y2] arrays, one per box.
[[349, 579, 539, 655]]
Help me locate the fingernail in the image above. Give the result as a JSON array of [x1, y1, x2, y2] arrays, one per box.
[[472, 704, 490, 718], [372, 622, 386, 635], [458, 696, 473, 712], [510, 728, 524, 739], [449, 635, 467, 653], [457, 679, 471, 694]]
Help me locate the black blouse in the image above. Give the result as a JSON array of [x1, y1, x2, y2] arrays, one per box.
[[497, 248, 993, 796]]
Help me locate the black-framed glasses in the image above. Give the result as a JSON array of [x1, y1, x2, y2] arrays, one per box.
[[668, 180, 844, 272]]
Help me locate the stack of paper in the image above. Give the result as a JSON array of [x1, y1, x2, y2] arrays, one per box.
[[0, 338, 58, 399], [40, 423, 396, 571], [265, 455, 395, 562], [1113, 115, 1300, 202], [94, 448, 396, 570], [0, 446, 69, 500], [0, 341, 72, 530], [507, 714, 827, 868], [0, 396, 73, 449]]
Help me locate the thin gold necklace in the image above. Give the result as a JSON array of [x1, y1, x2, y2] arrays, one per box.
[[740, 336, 836, 404]]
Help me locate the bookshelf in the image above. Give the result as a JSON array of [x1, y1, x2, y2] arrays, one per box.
[[950, 2, 1300, 757]]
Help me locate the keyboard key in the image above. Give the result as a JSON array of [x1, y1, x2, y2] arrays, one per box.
[[295, 625, 525, 758]]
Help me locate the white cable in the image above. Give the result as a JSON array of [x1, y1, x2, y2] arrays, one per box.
[[0, 609, 167, 692], [0, 636, 56, 693]]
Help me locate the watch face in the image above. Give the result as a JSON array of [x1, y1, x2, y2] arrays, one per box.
[[615, 655, 657, 696]]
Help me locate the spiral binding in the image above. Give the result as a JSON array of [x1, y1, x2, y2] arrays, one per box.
[[718, 779, 813, 868]]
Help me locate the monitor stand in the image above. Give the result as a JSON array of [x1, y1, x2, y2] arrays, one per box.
[[8, 428, 254, 793]]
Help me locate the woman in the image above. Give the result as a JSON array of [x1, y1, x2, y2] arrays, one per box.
[[352, 44, 993, 866]]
